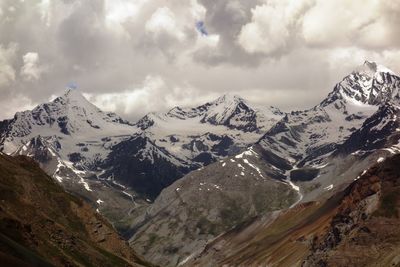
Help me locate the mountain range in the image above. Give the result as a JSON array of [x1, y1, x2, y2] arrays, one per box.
[[1, 61, 400, 266], [0, 86, 285, 232], [127, 61, 400, 266]]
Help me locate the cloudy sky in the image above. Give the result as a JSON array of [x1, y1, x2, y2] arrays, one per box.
[[0, 0, 400, 121]]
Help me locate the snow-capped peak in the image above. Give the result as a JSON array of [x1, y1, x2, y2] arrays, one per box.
[[166, 94, 248, 121], [136, 93, 284, 134], [211, 94, 245, 105], [57, 88, 99, 109], [0, 87, 136, 154], [63, 88, 88, 101], [353, 61, 396, 77], [320, 61, 400, 108]]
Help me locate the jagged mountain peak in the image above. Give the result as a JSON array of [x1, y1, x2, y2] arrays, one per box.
[[137, 94, 283, 132], [211, 93, 246, 105], [353, 60, 396, 77], [0, 88, 135, 154], [50, 88, 103, 115], [320, 61, 400, 108], [167, 94, 249, 118], [62, 87, 88, 100]]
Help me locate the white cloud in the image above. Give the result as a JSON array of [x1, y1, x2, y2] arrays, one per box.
[[104, 0, 147, 36], [0, 94, 37, 120], [238, 4, 288, 54], [145, 7, 186, 41], [20, 52, 47, 81], [237, 0, 313, 54], [84, 74, 221, 119], [302, 0, 400, 49], [327, 47, 400, 75], [190, 0, 206, 21], [0, 43, 18, 89], [38, 0, 51, 26], [237, 0, 400, 55], [85, 75, 167, 116], [302, 0, 375, 47], [196, 34, 220, 48], [105, 0, 141, 24]]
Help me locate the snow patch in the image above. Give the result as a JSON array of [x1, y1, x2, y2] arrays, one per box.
[[243, 158, 264, 179], [314, 163, 328, 169], [377, 157, 385, 163], [122, 191, 135, 202], [235, 148, 257, 159], [286, 179, 300, 192], [324, 184, 333, 191]]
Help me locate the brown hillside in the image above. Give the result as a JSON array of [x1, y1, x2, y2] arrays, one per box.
[[0, 154, 153, 267]]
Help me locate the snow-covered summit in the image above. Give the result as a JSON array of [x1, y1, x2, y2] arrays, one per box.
[[210, 93, 245, 105], [354, 61, 396, 77], [321, 61, 400, 108], [138, 94, 283, 133], [0, 88, 136, 154], [201, 94, 255, 128], [62, 88, 89, 103], [257, 62, 398, 175]]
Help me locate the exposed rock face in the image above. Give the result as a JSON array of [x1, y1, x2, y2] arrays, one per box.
[[255, 61, 400, 179], [0, 154, 152, 267], [129, 147, 298, 267], [104, 94, 284, 199], [303, 155, 400, 267], [187, 155, 400, 267], [335, 101, 400, 156], [100, 134, 191, 199]]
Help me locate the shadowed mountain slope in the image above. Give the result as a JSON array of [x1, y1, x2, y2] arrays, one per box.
[[0, 153, 153, 267]]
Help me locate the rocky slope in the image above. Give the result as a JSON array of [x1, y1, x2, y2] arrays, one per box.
[[103, 94, 284, 199], [0, 88, 138, 199], [0, 89, 147, 234], [129, 147, 298, 266], [187, 154, 400, 267], [0, 153, 153, 267], [256, 60, 400, 177], [128, 61, 400, 266]]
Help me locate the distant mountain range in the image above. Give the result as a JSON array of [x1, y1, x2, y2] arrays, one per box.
[[1, 61, 400, 266]]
